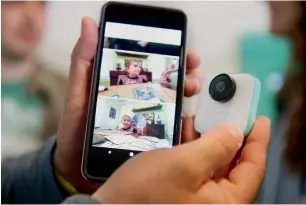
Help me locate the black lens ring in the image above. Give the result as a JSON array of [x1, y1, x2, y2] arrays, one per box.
[[209, 74, 236, 102]]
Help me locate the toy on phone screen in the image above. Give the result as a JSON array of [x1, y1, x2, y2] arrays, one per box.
[[133, 86, 164, 102], [111, 94, 120, 98], [194, 73, 261, 137]]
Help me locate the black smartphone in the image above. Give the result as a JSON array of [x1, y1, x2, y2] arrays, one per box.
[[82, 1, 188, 181]]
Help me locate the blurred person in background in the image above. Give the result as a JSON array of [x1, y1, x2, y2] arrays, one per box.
[[1, 1, 67, 159], [259, 1, 306, 203]]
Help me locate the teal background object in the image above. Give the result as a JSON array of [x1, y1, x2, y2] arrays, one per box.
[[240, 33, 291, 128]]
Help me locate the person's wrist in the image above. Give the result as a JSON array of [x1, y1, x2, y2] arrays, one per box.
[[53, 144, 67, 178], [53, 144, 78, 193], [53, 139, 84, 190], [53, 139, 101, 194], [54, 168, 78, 195]]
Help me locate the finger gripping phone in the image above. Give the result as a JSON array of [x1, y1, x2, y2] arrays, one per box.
[[82, 2, 188, 181], [194, 73, 261, 137]]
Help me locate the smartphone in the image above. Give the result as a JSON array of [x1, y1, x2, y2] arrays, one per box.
[[82, 2, 188, 181], [194, 73, 261, 137]]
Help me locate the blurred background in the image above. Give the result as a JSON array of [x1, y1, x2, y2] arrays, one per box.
[[6, 1, 306, 203], [1, 0, 292, 166], [37, 1, 286, 121], [37, 1, 271, 110]]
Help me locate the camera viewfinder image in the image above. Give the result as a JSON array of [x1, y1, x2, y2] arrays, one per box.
[[93, 96, 176, 152], [92, 22, 182, 152]]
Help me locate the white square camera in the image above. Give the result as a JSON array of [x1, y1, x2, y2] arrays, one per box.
[[194, 73, 261, 137]]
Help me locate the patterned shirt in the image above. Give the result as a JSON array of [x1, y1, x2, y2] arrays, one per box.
[[2, 80, 44, 159]]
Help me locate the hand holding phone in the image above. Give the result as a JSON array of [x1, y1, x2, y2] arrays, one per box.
[[82, 2, 188, 181], [52, 9, 202, 194]]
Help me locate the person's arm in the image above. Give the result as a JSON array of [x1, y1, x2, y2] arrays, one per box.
[[1, 137, 67, 204]]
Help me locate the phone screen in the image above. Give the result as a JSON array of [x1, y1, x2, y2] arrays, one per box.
[[84, 2, 187, 180], [93, 22, 182, 152]]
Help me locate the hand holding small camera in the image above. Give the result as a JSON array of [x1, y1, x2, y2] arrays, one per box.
[[92, 117, 270, 204]]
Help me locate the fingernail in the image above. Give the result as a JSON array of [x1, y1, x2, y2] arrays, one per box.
[[227, 124, 244, 146]]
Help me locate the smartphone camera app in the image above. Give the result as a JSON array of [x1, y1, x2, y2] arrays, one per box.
[[92, 22, 183, 152]]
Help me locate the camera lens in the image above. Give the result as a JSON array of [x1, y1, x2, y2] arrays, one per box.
[[209, 74, 236, 102], [215, 81, 226, 93]]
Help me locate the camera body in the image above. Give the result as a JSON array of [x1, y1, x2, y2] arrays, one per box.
[[194, 73, 261, 137]]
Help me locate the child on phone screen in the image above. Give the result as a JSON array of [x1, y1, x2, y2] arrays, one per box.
[[118, 60, 148, 85], [119, 115, 143, 135]]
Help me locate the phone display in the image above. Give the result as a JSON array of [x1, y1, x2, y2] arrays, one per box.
[[83, 2, 187, 181], [95, 23, 181, 151]]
